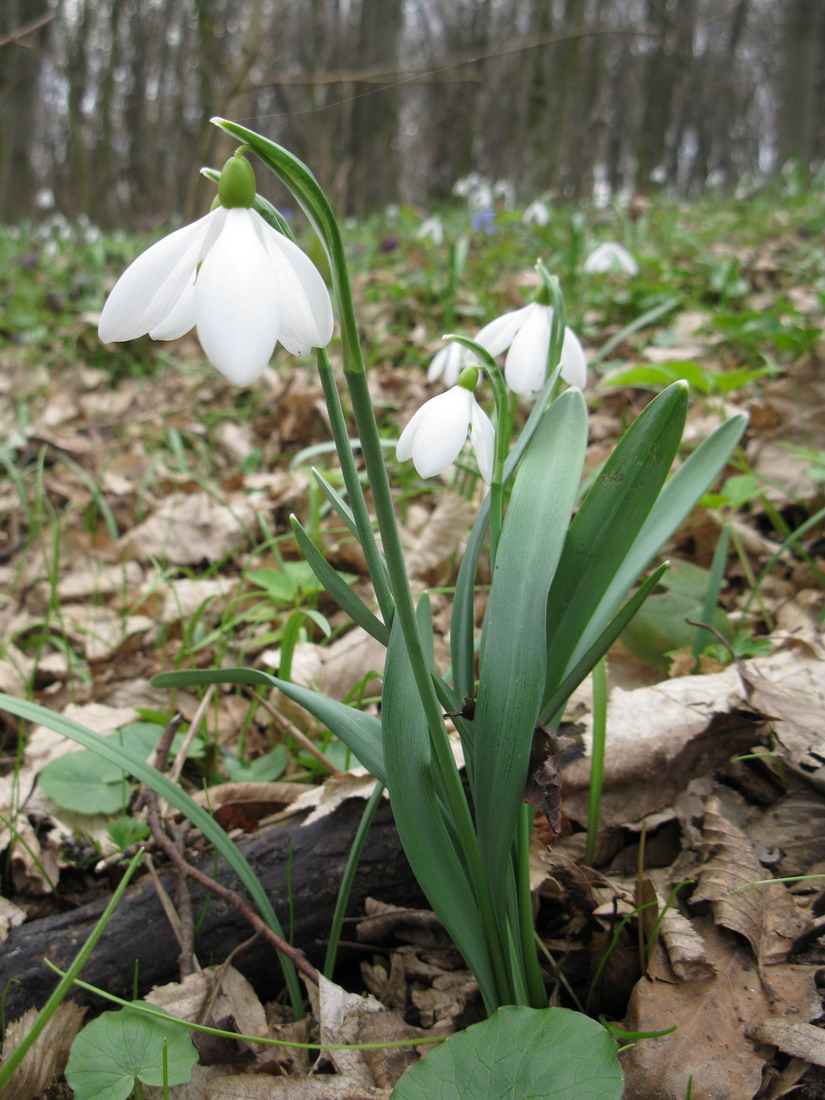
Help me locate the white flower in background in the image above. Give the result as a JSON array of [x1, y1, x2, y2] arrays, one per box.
[[98, 153, 334, 386], [467, 182, 494, 213], [583, 241, 639, 276], [493, 179, 516, 210], [427, 341, 479, 387], [452, 172, 483, 199], [397, 375, 494, 483], [416, 215, 445, 246], [522, 199, 550, 227], [475, 301, 587, 398]]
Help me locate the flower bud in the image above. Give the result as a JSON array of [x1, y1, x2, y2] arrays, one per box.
[[218, 152, 256, 209]]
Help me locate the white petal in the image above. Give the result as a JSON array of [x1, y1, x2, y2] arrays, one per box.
[[398, 388, 473, 478], [428, 342, 471, 386], [396, 400, 430, 462], [195, 208, 281, 385], [255, 215, 334, 352], [99, 210, 219, 342], [561, 327, 588, 389], [470, 402, 495, 483], [475, 304, 533, 358], [504, 303, 552, 396], [149, 275, 196, 340]]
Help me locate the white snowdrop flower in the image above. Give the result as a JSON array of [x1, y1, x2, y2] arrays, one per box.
[[475, 301, 587, 398], [416, 215, 445, 246], [522, 200, 550, 227], [98, 153, 334, 386], [397, 375, 494, 483], [427, 341, 479, 387], [583, 242, 639, 276]]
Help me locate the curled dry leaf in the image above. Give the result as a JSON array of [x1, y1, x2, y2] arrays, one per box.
[[642, 872, 715, 981], [308, 974, 423, 1091], [621, 918, 820, 1100], [740, 658, 825, 791], [0, 1002, 86, 1100], [693, 796, 810, 964], [752, 1019, 825, 1068]]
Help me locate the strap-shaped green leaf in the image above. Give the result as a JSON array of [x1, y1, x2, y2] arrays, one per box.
[[382, 614, 500, 1010], [472, 389, 588, 890], [542, 382, 688, 707], [544, 411, 747, 712], [153, 668, 386, 783], [541, 562, 668, 722], [290, 516, 388, 645], [311, 468, 360, 542], [449, 367, 565, 703]]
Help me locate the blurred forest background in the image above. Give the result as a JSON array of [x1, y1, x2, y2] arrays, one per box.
[[1, 0, 824, 227]]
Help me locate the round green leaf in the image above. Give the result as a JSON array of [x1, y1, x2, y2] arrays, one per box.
[[39, 750, 127, 814], [390, 1006, 623, 1100], [65, 1006, 198, 1099]]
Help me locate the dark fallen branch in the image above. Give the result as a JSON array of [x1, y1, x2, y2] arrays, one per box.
[[0, 798, 421, 1022]]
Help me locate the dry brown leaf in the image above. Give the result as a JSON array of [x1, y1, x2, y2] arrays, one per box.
[[205, 1076, 391, 1098], [0, 897, 26, 940], [0, 1002, 86, 1100], [308, 974, 421, 1090], [404, 492, 475, 585], [57, 560, 144, 600], [643, 873, 715, 981], [752, 1018, 825, 1067], [146, 964, 264, 1030], [741, 662, 825, 790], [123, 491, 256, 563], [693, 796, 809, 964], [59, 604, 155, 661], [621, 919, 820, 1100]]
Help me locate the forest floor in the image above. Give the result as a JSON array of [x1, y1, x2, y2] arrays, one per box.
[[1, 178, 825, 1098]]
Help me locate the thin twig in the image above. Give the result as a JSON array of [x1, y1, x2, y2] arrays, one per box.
[[250, 689, 341, 775], [144, 787, 319, 986]]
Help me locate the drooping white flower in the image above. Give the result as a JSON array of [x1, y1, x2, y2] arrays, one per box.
[[98, 159, 333, 386], [583, 241, 639, 276], [522, 199, 550, 227], [397, 383, 494, 483], [475, 301, 587, 398], [427, 341, 479, 387], [416, 215, 445, 246]]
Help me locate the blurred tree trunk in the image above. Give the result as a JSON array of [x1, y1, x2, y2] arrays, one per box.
[[777, 0, 825, 175], [65, 0, 92, 216], [0, 1, 51, 220], [636, 0, 695, 189], [346, 0, 404, 215]]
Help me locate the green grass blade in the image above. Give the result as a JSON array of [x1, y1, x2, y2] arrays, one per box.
[[152, 668, 386, 783], [0, 694, 304, 1017], [473, 389, 588, 890]]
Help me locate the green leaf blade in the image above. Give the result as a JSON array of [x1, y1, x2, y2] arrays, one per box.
[[543, 381, 689, 707], [473, 389, 588, 889]]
